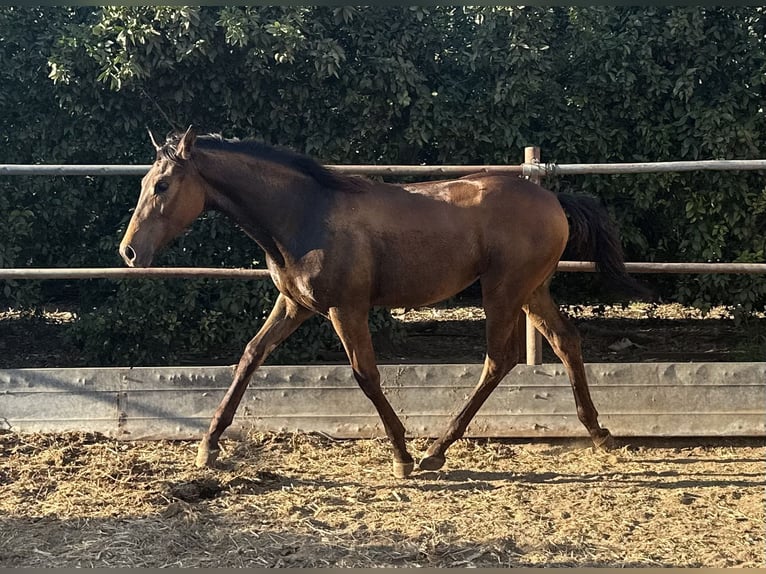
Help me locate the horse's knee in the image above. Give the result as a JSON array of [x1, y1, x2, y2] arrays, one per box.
[[242, 339, 268, 364]]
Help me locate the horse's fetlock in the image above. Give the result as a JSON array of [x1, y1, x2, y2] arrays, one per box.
[[195, 440, 219, 468], [576, 405, 599, 427], [392, 460, 415, 478]]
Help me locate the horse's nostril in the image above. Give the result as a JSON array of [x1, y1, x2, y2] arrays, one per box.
[[121, 244, 137, 265]]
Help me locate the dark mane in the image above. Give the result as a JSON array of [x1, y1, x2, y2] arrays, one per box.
[[159, 132, 368, 193]]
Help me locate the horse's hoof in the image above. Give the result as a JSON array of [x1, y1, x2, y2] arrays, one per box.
[[195, 443, 219, 468], [393, 460, 415, 479], [592, 428, 616, 451], [418, 454, 446, 471]]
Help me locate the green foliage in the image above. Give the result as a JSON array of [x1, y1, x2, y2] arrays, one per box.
[[68, 277, 346, 366], [1, 6, 765, 366]]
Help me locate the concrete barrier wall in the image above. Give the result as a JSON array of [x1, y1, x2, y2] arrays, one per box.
[[1, 363, 764, 440]]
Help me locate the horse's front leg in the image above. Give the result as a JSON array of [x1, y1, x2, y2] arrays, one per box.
[[328, 306, 414, 478], [196, 294, 314, 467]]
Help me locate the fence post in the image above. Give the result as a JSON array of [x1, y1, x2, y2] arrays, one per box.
[[524, 146, 544, 366]]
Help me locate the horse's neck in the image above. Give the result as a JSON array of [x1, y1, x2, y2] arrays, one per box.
[[197, 152, 326, 266]]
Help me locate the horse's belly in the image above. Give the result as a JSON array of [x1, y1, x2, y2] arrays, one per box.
[[370, 258, 480, 308]]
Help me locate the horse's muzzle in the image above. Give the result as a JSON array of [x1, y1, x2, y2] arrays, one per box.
[[119, 243, 152, 268]]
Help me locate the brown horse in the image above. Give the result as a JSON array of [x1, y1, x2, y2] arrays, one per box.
[[120, 127, 644, 478]]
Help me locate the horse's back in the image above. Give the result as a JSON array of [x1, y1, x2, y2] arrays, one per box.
[[464, 174, 568, 251], [404, 173, 568, 258], [321, 175, 568, 308], [405, 173, 564, 216]]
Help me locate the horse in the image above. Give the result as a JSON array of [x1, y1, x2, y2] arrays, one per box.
[[119, 126, 646, 478]]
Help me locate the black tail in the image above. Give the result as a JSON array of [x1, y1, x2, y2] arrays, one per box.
[[557, 193, 652, 300]]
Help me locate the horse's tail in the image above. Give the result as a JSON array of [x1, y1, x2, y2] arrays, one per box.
[[557, 193, 652, 299]]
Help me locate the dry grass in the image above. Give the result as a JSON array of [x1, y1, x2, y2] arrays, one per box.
[[392, 301, 754, 323], [1, 430, 763, 567]]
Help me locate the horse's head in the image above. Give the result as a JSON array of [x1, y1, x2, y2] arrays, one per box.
[[119, 126, 207, 267]]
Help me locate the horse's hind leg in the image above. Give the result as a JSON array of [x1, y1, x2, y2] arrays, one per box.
[[328, 306, 414, 478], [523, 284, 614, 450], [420, 289, 525, 471], [196, 294, 314, 467]]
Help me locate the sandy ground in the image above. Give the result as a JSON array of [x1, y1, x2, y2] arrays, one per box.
[[0, 431, 763, 568]]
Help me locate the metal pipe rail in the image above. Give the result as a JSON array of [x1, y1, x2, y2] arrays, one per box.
[[0, 267, 271, 280], [523, 159, 766, 177], [3, 159, 766, 178], [559, 261, 766, 274], [1, 261, 765, 281], [0, 164, 524, 177]]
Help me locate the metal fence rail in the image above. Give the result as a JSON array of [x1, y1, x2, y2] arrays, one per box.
[[2, 158, 765, 178], [1, 262, 766, 281], [0, 267, 272, 280], [523, 159, 766, 177], [0, 164, 525, 177]]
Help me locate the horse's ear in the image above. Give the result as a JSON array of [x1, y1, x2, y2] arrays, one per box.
[[147, 127, 162, 151], [177, 125, 197, 160]]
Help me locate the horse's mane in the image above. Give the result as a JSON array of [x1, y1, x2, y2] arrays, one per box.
[[159, 132, 368, 194]]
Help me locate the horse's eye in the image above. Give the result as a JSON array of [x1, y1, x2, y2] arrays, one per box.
[[155, 181, 169, 194]]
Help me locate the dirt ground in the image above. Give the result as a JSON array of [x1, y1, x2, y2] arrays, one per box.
[[0, 301, 764, 567], [0, 431, 763, 568]]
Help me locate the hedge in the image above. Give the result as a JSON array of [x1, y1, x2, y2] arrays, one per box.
[[1, 6, 764, 365]]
